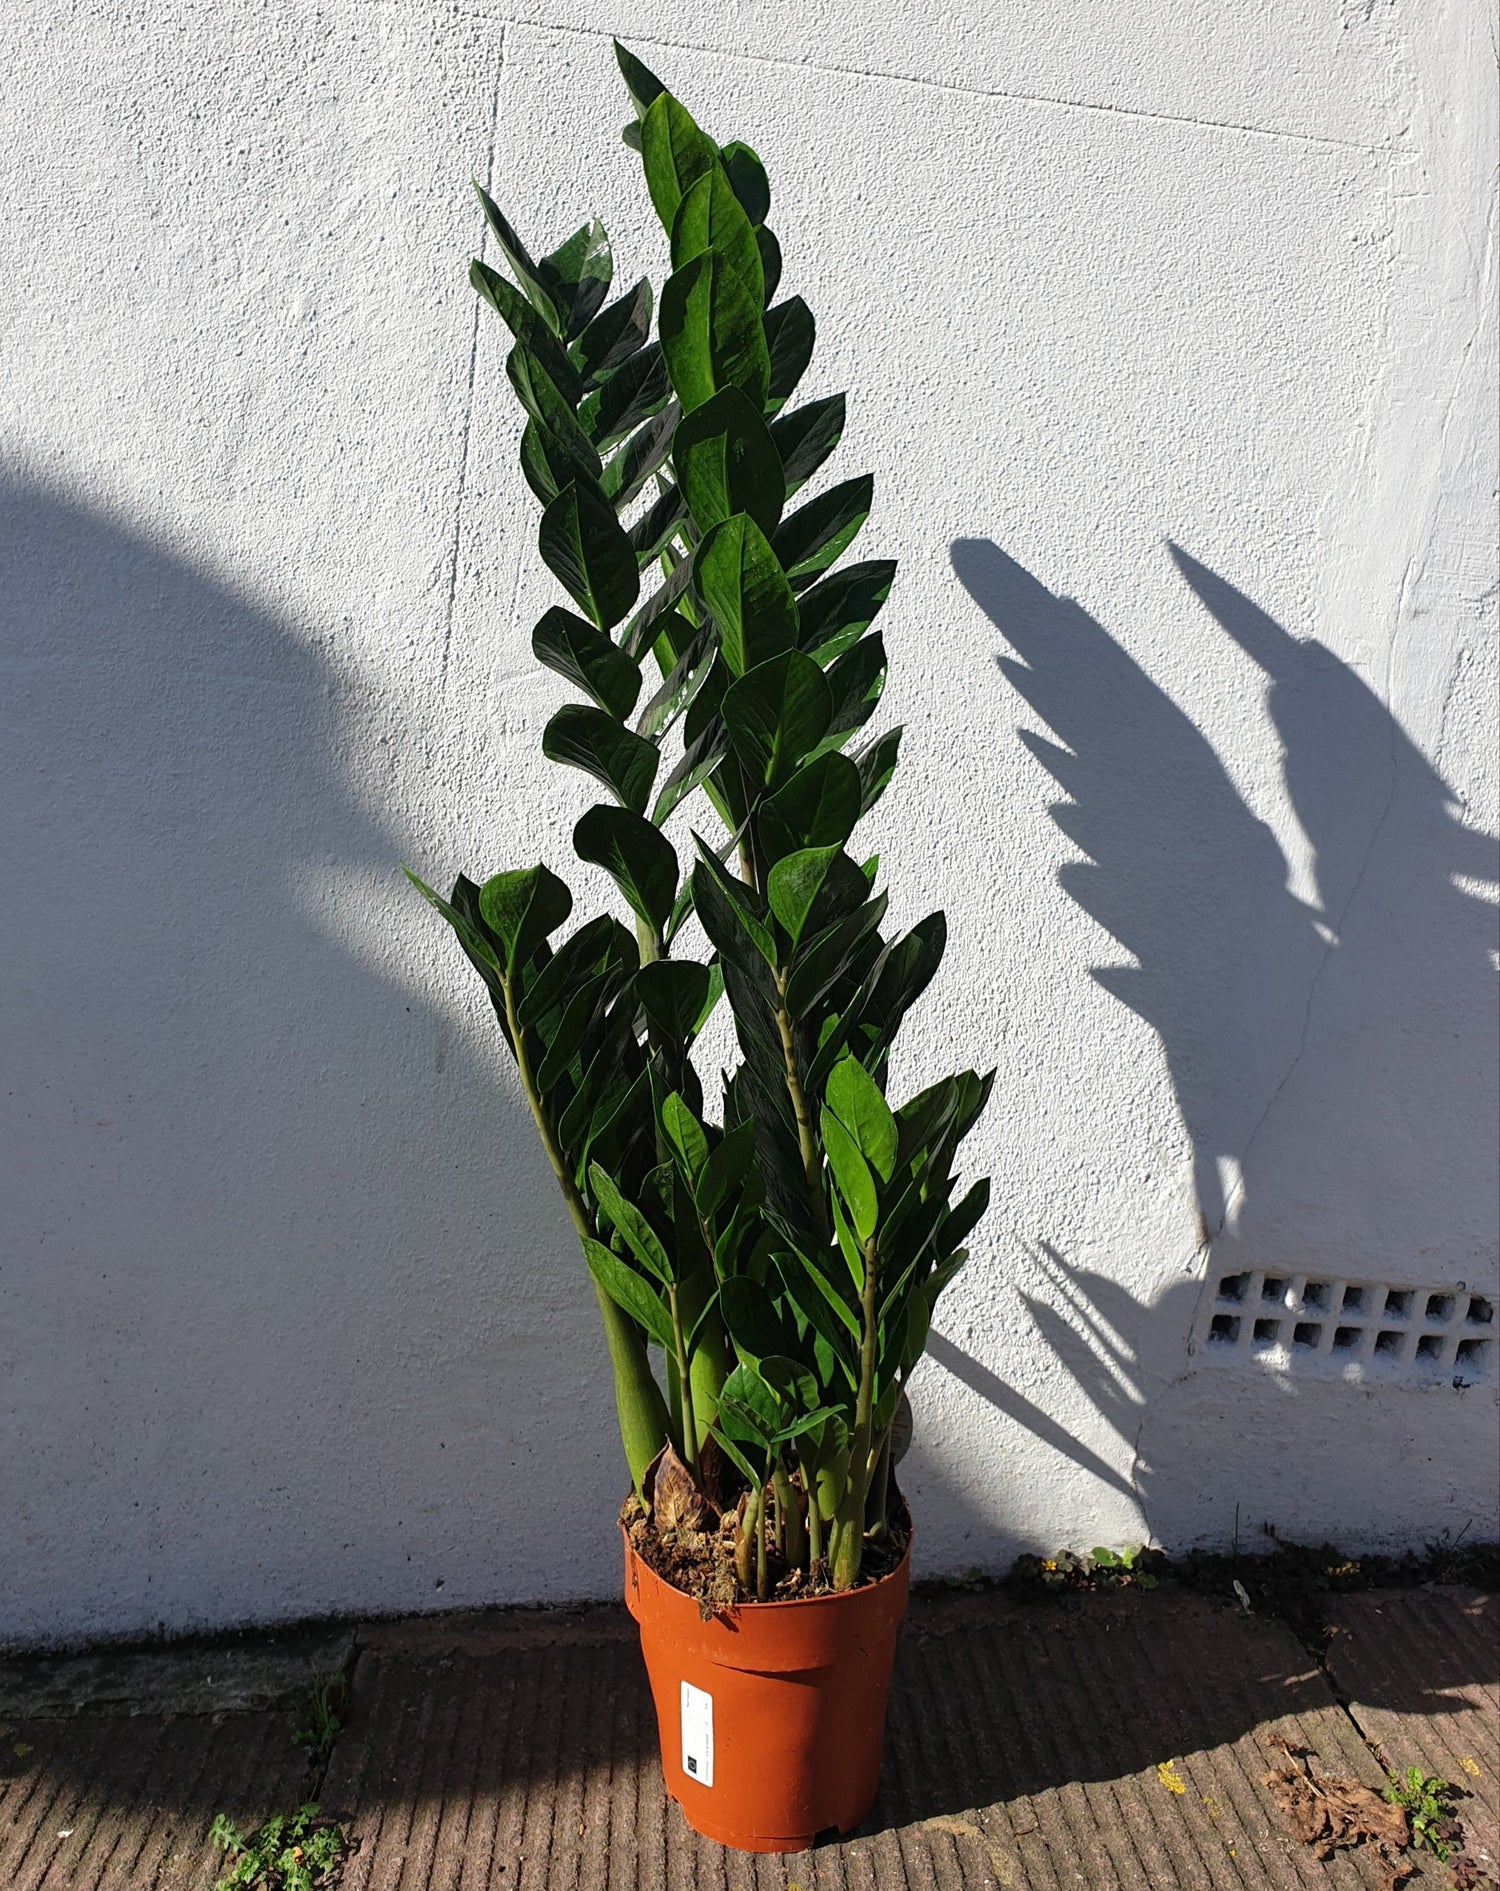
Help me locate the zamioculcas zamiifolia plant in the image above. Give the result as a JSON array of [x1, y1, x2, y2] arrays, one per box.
[[408, 43, 991, 1607]]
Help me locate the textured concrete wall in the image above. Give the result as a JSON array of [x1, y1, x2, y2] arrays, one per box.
[[2, 0, 1495, 1646]]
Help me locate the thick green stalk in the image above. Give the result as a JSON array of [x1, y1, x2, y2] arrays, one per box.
[[773, 968, 829, 1242], [868, 1426, 892, 1539], [773, 1461, 805, 1570], [503, 974, 668, 1495], [830, 1232, 881, 1588], [755, 1480, 769, 1600], [666, 1284, 698, 1474]]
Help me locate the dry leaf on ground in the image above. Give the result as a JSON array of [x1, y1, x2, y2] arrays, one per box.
[[1262, 1737, 1412, 1890]]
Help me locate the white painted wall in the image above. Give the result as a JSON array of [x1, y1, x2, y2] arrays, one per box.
[[2, 0, 1495, 1646]]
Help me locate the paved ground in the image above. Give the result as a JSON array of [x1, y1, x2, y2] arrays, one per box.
[[0, 1585, 1494, 1890]]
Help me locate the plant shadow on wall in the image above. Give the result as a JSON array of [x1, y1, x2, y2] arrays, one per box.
[[0, 474, 628, 1645], [941, 539, 1498, 1555]]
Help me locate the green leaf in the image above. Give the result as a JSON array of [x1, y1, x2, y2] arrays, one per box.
[[717, 1361, 780, 1439], [670, 167, 764, 308], [573, 804, 678, 934], [635, 958, 711, 1043], [470, 259, 582, 403], [535, 969, 614, 1092], [780, 1247, 861, 1347], [719, 141, 770, 226], [697, 1118, 757, 1217], [672, 387, 785, 536], [757, 225, 783, 305], [659, 250, 770, 415], [583, 1237, 674, 1346], [507, 347, 600, 467], [652, 719, 729, 824], [719, 1275, 792, 1362], [532, 608, 641, 720], [661, 1091, 709, 1180], [519, 416, 604, 509], [571, 277, 653, 388], [763, 297, 814, 411], [403, 868, 507, 1024], [692, 514, 798, 677], [822, 632, 887, 743], [640, 92, 719, 231], [538, 481, 640, 630], [629, 484, 687, 565], [580, 344, 671, 450], [473, 183, 562, 335], [758, 753, 862, 863], [518, 912, 635, 1025], [854, 726, 902, 813], [635, 619, 712, 739], [600, 404, 677, 509], [588, 1165, 675, 1286], [710, 1422, 763, 1487], [769, 394, 846, 494], [690, 842, 777, 971], [721, 649, 833, 789], [766, 845, 839, 948], [543, 704, 658, 813], [538, 219, 612, 341], [773, 475, 873, 586], [825, 1056, 898, 1182], [797, 560, 896, 661], [938, 1177, 990, 1253], [475, 864, 573, 978], [782, 887, 889, 1019], [614, 40, 668, 119], [822, 1107, 877, 1240]]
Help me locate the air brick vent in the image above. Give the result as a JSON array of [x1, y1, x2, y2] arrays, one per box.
[[1192, 1269, 1496, 1389]]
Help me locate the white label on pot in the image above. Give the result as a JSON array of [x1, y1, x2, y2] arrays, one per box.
[[680, 1680, 713, 1788]]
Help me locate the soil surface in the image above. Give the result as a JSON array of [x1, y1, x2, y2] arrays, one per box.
[[621, 1490, 910, 1614]]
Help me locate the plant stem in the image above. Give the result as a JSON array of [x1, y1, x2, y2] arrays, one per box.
[[774, 1461, 805, 1570], [755, 1481, 769, 1601], [831, 1232, 881, 1589], [503, 972, 668, 1495], [773, 968, 829, 1241], [868, 1426, 892, 1539], [667, 1284, 698, 1474]]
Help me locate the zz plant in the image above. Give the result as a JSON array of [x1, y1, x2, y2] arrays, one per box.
[[409, 43, 991, 1596]]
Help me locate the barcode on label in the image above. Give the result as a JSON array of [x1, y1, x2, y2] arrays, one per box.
[[680, 1680, 713, 1788]]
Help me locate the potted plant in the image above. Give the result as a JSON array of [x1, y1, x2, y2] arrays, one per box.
[[407, 42, 991, 1854]]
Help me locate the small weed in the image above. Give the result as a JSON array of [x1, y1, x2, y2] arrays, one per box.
[[209, 1802, 346, 1891], [1383, 1765, 1460, 1863], [292, 1676, 346, 1763]]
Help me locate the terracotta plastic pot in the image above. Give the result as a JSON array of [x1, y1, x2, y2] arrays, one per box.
[[622, 1523, 911, 1853]]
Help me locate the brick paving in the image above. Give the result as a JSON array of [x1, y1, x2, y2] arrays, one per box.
[[1, 1588, 1492, 1889]]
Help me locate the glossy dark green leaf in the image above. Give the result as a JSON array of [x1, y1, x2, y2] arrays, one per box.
[[535, 969, 613, 1092], [758, 753, 863, 863], [652, 718, 728, 824], [472, 863, 573, 978], [538, 219, 613, 340], [640, 91, 719, 231], [470, 259, 582, 403], [584, 1237, 673, 1346], [573, 804, 678, 934], [720, 1275, 793, 1362], [719, 141, 770, 226], [543, 704, 658, 813], [672, 387, 785, 536], [670, 166, 764, 309], [782, 887, 888, 1019], [538, 480, 640, 630], [635, 958, 711, 1044], [763, 297, 814, 412], [571, 278, 653, 388], [856, 909, 945, 1064], [519, 417, 600, 508], [825, 1055, 898, 1182], [781, 848, 868, 952], [635, 618, 711, 739], [581, 344, 671, 452], [773, 475, 873, 587], [717, 1361, 780, 1439], [851, 728, 900, 817], [693, 514, 798, 677], [588, 1164, 674, 1285], [796, 560, 895, 661], [822, 633, 887, 744], [614, 39, 668, 119], [697, 1117, 757, 1218], [690, 841, 777, 971], [756, 225, 782, 306], [622, 553, 693, 659], [780, 1246, 861, 1347], [600, 404, 677, 509], [518, 912, 635, 1025], [403, 867, 504, 1005], [660, 1089, 709, 1179], [766, 845, 839, 948], [769, 394, 846, 495], [532, 608, 641, 720], [721, 649, 833, 789], [473, 184, 562, 334], [938, 1177, 990, 1255], [507, 348, 598, 465], [822, 1106, 877, 1241], [659, 250, 770, 415]]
